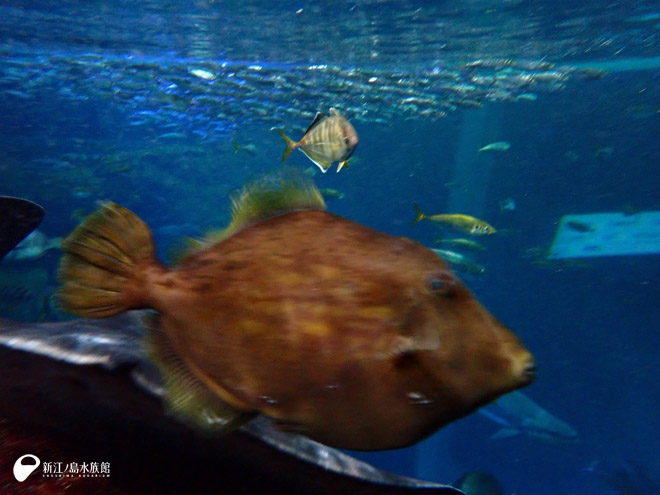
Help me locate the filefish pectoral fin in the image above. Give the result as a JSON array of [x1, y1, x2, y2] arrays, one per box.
[[336, 160, 349, 173]]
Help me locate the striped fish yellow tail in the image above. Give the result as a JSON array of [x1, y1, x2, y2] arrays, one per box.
[[57, 202, 159, 318], [413, 204, 426, 225], [278, 129, 297, 162]]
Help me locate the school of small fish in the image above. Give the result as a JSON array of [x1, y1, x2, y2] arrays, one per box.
[[0, 50, 596, 150]]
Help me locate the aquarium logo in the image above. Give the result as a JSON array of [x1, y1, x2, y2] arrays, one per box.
[[12, 454, 111, 482], [13, 454, 40, 482]]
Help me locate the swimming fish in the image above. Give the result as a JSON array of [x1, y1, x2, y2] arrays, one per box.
[[414, 205, 496, 236], [480, 390, 578, 444], [278, 108, 358, 173], [0, 196, 44, 261], [431, 249, 486, 275], [434, 238, 486, 252], [57, 170, 534, 451], [319, 188, 345, 200], [4, 230, 62, 261], [478, 142, 510, 153], [498, 197, 515, 212], [566, 220, 595, 233]]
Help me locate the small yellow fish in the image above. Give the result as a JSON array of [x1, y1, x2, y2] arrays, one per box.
[[414, 205, 496, 236], [478, 141, 510, 153], [278, 108, 358, 173]]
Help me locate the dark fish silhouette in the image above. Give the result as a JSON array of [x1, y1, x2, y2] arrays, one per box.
[[0, 196, 45, 261]]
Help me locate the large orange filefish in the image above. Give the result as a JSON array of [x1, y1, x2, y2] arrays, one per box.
[[278, 108, 358, 173], [57, 170, 534, 451]]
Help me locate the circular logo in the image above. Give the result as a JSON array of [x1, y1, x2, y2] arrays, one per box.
[[13, 454, 41, 482]]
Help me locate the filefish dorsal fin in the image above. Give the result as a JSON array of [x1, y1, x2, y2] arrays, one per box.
[[303, 112, 325, 136], [179, 169, 326, 259], [228, 168, 326, 230]]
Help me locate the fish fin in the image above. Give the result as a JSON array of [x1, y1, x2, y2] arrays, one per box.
[[490, 427, 521, 440], [0, 196, 44, 260], [178, 169, 327, 259], [300, 149, 332, 173], [303, 112, 326, 136], [47, 237, 62, 251], [329, 107, 339, 116], [144, 313, 254, 433], [277, 129, 297, 162], [57, 202, 158, 318], [337, 160, 349, 172], [412, 204, 425, 224]]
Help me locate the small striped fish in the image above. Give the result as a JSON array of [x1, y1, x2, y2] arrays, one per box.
[[278, 108, 358, 173]]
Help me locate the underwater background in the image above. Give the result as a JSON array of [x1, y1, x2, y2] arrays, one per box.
[[1, 1, 659, 494]]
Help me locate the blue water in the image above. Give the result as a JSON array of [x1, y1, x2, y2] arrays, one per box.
[[2, 1, 660, 494]]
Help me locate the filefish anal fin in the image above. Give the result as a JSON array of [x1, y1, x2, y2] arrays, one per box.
[[337, 160, 349, 172]]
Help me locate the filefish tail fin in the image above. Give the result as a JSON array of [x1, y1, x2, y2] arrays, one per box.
[[57, 202, 159, 318], [413, 204, 426, 224], [277, 129, 297, 162], [337, 160, 349, 173]]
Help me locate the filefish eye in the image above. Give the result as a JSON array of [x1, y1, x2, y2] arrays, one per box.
[[427, 270, 456, 295]]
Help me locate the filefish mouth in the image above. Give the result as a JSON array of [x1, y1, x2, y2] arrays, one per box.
[[510, 351, 536, 385], [522, 359, 537, 382]]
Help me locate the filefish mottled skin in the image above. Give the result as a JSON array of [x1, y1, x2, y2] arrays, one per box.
[[57, 174, 534, 450], [278, 108, 358, 173]]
